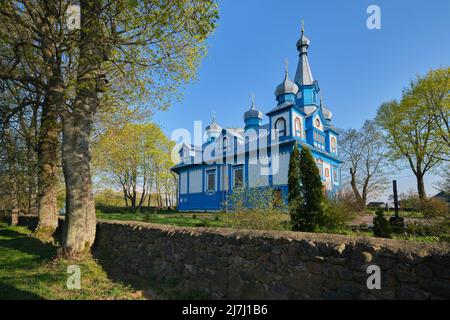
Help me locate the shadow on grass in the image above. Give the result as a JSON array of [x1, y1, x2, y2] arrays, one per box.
[[0, 229, 56, 261], [92, 249, 156, 299], [0, 282, 43, 300]]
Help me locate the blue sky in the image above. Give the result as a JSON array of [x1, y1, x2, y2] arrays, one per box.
[[153, 0, 450, 199]]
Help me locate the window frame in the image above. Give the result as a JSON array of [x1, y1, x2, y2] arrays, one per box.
[[294, 117, 302, 138], [222, 136, 229, 152], [275, 117, 286, 137], [206, 170, 216, 192], [233, 167, 244, 189]]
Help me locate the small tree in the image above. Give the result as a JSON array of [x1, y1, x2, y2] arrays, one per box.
[[373, 209, 392, 238], [298, 146, 325, 232], [288, 144, 303, 231]]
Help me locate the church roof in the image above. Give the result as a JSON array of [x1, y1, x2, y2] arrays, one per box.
[[205, 116, 221, 132], [294, 29, 314, 86], [275, 66, 299, 97], [243, 98, 263, 121]]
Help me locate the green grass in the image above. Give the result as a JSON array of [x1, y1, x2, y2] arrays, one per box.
[[97, 212, 227, 228], [0, 222, 143, 300]]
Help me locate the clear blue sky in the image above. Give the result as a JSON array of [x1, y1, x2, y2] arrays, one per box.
[[153, 0, 450, 199]]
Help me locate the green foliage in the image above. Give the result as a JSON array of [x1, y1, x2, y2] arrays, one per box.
[[418, 198, 449, 219], [221, 187, 289, 231], [376, 67, 449, 198], [321, 198, 357, 230], [288, 144, 303, 230], [92, 123, 177, 210], [373, 209, 392, 238], [406, 219, 450, 239], [296, 147, 325, 232]]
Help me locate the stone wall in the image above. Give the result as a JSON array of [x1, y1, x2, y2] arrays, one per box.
[[7, 216, 450, 299], [94, 220, 450, 299]]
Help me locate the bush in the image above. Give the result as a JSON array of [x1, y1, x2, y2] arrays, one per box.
[[221, 187, 288, 231], [373, 209, 392, 238], [406, 219, 450, 238], [142, 213, 154, 222], [418, 198, 449, 218], [194, 220, 210, 227], [192, 214, 197, 219], [319, 198, 356, 231]]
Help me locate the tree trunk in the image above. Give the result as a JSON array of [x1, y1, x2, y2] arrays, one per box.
[[35, 76, 62, 241], [349, 168, 364, 209], [416, 173, 426, 200], [61, 0, 103, 258]]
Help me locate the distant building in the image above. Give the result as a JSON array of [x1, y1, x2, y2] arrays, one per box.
[[367, 202, 386, 209], [431, 191, 450, 204]]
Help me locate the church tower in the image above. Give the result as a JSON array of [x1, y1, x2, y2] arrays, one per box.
[[294, 23, 320, 114]]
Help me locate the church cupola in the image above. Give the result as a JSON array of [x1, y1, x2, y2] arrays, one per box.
[[205, 116, 222, 142], [295, 22, 313, 86], [294, 21, 320, 110], [243, 95, 263, 131], [275, 62, 299, 105]]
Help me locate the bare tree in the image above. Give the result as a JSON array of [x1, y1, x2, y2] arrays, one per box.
[[339, 120, 389, 208]]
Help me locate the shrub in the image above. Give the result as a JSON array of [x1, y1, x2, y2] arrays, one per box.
[[320, 198, 356, 231], [142, 213, 154, 222], [373, 209, 392, 238], [221, 187, 288, 231], [194, 220, 210, 227], [192, 214, 197, 219], [406, 219, 450, 238], [418, 198, 449, 218]]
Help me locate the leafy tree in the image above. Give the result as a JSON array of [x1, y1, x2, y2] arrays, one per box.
[[288, 144, 303, 231], [410, 68, 449, 160], [376, 68, 449, 200], [339, 120, 389, 209], [1, 0, 218, 256], [93, 123, 175, 211], [298, 146, 325, 232]]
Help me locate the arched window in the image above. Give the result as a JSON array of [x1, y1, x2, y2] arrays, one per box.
[[331, 137, 336, 153], [222, 136, 229, 152], [275, 117, 286, 137], [294, 118, 302, 137]]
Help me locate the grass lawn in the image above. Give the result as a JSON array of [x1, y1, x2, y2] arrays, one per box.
[[97, 211, 227, 228], [0, 222, 143, 300]]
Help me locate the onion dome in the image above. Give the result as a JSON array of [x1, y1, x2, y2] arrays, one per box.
[[244, 96, 263, 122], [275, 66, 299, 97]]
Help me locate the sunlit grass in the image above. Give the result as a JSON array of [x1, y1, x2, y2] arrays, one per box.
[[0, 223, 142, 300]]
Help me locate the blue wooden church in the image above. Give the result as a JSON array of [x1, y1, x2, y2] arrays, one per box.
[[172, 26, 341, 211]]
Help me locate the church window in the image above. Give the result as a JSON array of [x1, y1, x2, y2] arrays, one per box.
[[325, 168, 330, 178], [331, 137, 336, 153], [333, 166, 338, 181], [222, 136, 229, 152], [315, 118, 320, 128], [294, 118, 302, 137], [275, 117, 286, 137], [233, 167, 243, 188], [206, 170, 216, 192]]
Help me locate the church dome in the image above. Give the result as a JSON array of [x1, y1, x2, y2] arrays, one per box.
[[275, 69, 299, 97], [244, 104, 263, 122], [206, 117, 221, 132], [296, 32, 310, 50]]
